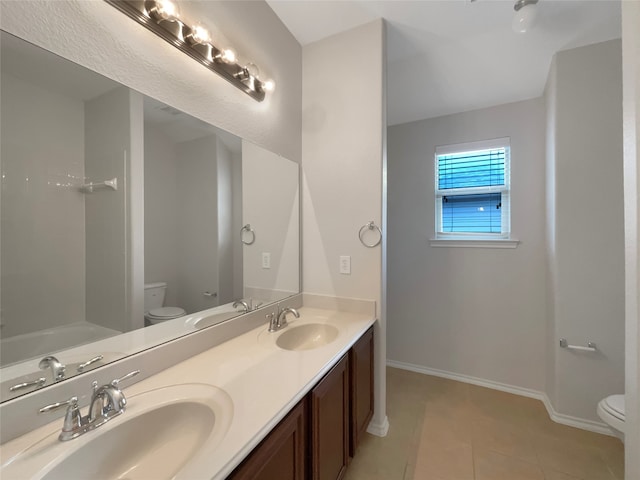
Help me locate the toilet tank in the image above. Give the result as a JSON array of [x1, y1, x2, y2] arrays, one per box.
[[144, 282, 167, 312]]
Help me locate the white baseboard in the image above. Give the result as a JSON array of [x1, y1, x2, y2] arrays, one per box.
[[367, 415, 389, 437], [387, 359, 614, 437], [539, 394, 614, 436]]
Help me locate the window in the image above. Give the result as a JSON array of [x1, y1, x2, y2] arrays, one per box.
[[434, 138, 511, 240]]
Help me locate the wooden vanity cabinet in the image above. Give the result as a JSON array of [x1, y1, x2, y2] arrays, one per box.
[[310, 354, 350, 480], [228, 400, 307, 480], [349, 326, 374, 456], [227, 327, 374, 480]]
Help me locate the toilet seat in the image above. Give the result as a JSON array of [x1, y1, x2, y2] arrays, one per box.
[[601, 394, 625, 421], [145, 306, 186, 320], [597, 394, 625, 440]]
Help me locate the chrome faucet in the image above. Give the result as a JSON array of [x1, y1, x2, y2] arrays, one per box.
[[233, 300, 250, 312], [88, 370, 139, 423], [39, 355, 66, 381], [268, 305, 299, 332], [234, 298, 263, 312], [39, 370, 140, 441], [249, 298, 263, 311]]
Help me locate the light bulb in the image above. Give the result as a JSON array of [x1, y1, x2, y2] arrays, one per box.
[[150, 0, 180, 21], [245, 63, 260, 78], [512, 0, 538, 33], [188, 23, 210, 45], [221, 48, 237, 64], [262, 79, 275, 93]]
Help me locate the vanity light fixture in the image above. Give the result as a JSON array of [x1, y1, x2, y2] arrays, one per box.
[[105, 0, 272, 101]]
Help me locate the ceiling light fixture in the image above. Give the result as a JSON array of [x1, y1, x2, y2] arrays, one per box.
[[512, 0, 539, 33], [105, 0, 272, 101]]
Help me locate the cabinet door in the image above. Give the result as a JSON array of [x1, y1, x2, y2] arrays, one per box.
[[311, 354, 350, 480], [350, 326, 374, 456], [228, 400, 306, 480]]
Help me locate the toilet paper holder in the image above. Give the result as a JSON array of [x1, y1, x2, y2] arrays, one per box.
[[559, 338, 597, 352]]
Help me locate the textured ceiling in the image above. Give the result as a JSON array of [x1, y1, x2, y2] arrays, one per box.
[[267, 0, 622, 125]]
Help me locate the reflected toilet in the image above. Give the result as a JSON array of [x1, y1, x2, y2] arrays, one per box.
[[144, 282, 186, 326]]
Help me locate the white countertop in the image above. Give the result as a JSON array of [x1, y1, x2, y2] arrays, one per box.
[[0, 307, 375, 480]]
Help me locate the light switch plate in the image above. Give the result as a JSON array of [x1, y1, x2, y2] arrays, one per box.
[[339, 255, 351, 275], [262, 252, 271, 269]]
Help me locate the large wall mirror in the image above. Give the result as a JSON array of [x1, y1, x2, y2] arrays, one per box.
[[0, 31, 300, 402]]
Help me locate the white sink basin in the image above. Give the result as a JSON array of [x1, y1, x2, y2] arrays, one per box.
[[184, 304, 243, 330], [191, 311, 240, 330], [276, 323, 339, 351], [1, 384, 233, 480]]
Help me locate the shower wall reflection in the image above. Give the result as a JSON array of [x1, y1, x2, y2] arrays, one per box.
[[1, 60, 129, 364]]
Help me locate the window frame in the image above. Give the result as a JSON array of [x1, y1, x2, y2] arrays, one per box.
[[434, 137, 512, 242]]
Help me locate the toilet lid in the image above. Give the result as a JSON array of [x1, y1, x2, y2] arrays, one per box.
[[604, 395, 625, 419], [147, 307, 185, 318]]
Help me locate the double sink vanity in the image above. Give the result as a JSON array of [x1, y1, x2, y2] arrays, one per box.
[[0, 303, 375, 479]]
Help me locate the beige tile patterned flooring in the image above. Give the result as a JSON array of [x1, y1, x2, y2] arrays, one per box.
[[344, 367, 624, 480]]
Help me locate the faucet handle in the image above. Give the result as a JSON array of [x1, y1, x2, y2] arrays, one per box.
[[77, 355, 104, 372], [39, 396, 83, 438], [266, 313, 278, 332], [250, 298, 263, 310], [39, 396, 78, 414], [111, 370, 140, 387]]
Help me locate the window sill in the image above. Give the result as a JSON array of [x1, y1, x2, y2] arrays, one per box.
[[429, 237, 520, 249]]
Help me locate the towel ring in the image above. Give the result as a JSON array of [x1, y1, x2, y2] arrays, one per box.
[[358, 221, 382, 248], [241, 224, 256, 245]]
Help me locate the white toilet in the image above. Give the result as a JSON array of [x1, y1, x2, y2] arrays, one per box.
[[144, 282, 186, 325], [597, 394, 625, 441]]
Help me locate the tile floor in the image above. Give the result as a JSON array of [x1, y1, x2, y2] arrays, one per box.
[[344, 367, 624, 480]]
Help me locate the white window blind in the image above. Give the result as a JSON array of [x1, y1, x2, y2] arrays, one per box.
[[435, 138, 511, 238]]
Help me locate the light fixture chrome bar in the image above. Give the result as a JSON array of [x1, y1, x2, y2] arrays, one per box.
[[104, 0, 266, 102], [514, 0, 538, 12]]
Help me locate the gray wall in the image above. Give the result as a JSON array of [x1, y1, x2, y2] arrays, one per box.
[[144, 130, 226, 315], [242, 140, 299, 302], [143, 123, 180, 308], [388, 98, 547, 392], [544, 56, 558, 409], [301, 19, 387, 432], [216, 141, 235, 306], [388, 39, 625, 425], [176, 136, 221, 314], [622, 2, 640, 473], [546, 39, 625, 422]]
